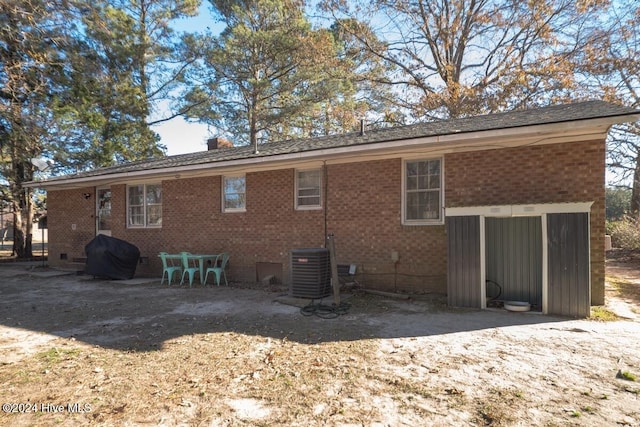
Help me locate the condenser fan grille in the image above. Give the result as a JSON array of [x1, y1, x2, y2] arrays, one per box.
[[290, 248, 331, 299]]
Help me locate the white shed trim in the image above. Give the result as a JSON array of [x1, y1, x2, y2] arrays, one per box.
[[445, 202, 593, 217]]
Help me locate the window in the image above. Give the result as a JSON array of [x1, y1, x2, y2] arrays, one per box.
[[403, 158, 443, 224], [97, 187, 112, 235], [223, 175, 246, 212], [296, 169, 322, 209], [127, 183, 162, 228]]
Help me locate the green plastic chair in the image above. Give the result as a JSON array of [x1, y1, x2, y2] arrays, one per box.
[[159, 252, 182, 286], [204, 252, 229, 286], [179, 252, 200, 287]]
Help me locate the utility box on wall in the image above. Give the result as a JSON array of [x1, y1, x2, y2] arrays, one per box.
[[290, 248, 331, 299]]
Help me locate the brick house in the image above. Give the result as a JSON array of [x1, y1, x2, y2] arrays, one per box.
[[29, 101, 639, 317]]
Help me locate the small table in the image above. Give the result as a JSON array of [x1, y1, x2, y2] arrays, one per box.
[[162, 253, 220, 285], [186, 254, 220, 284]]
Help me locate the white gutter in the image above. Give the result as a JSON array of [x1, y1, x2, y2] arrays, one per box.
[[26, 114, 638, 190]]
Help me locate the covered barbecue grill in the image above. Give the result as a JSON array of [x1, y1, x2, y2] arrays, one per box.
[[84, 234, 140, 280]]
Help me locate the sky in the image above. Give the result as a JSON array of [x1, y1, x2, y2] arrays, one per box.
[[154, 117, 211, 156], [152, 4, 219, 156]]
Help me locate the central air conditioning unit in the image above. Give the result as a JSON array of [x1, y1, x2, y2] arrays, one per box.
[[290, 248, 331, 299]]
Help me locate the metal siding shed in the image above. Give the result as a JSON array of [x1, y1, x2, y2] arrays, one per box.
[[447, 216, 481, 308], [547, 213, 590, 317]]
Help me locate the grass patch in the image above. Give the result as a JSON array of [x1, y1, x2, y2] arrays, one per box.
[[6, 370, 38, 386], [616, 370, 637, 382], [377, 375, 434, 399], [478, 404, 514, 426], [607, 276, 640, 307], [590, 306, 621, 321], [36, 347, 81, 364]]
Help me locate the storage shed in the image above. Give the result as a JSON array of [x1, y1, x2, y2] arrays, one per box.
[[447, 203, 592, 317]]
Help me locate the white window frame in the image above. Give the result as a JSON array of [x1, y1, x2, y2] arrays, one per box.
[[127, 183, 162, 228], [295, 168, 322, 210], [222, 174, 246, 212], [402, 157, 444, 225]]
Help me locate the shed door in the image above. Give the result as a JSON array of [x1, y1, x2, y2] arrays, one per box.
[[486, 217, 542, 309], [447, 216, 481, 308], [547, 213, 590, 317]]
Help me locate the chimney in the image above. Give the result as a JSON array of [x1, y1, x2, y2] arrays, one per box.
[[207, 137, 233, 150]]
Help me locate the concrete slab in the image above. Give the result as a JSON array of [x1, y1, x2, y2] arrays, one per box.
[[28, 270, 75, 278], [0, 263, 43, 278], [118, 278, 161, 286], [274, 294, 313, 308], [274, 292, 353, 308]]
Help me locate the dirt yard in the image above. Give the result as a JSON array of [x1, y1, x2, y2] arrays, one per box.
[[0, 257, 638, 426]]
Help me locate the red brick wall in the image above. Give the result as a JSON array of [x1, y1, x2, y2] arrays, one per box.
[[46, 138, 605, 301], [326, 160, 447, 293], [445, 139, 606, 304], [47, 187, 96, 264], [109, 172, 327, 283]]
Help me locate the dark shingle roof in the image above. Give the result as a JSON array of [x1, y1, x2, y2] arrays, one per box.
[[43, 100, 639, 183]]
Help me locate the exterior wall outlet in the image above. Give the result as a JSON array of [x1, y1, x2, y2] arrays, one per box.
[[71, 224, 76, 230], [391, 251, 399, 262]]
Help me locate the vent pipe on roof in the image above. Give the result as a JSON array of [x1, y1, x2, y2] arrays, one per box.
[[359, 119, 365, 136]]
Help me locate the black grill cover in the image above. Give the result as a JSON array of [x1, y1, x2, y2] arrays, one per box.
[[84, 234, 140, 280]]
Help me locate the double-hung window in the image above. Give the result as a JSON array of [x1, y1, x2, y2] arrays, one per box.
[[295, 169, 322, 209], [403, 158, 443, 224], [128, 183, 162, 228], [223, 175, 246, 212]]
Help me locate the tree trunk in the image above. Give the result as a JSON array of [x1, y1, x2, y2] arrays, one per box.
[[631, 155, 640, 219], [11, 189, 34, 258], [249, 100, 258, 153]]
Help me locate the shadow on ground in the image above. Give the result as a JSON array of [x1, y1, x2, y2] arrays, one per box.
[[0, 263, 567, 353], [606, 255, 640, 307]]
